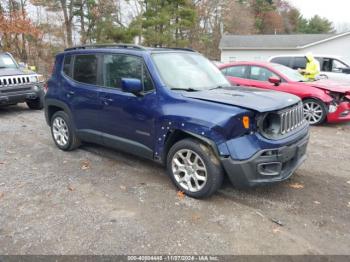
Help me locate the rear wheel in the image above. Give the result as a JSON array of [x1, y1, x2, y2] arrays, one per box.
[[50, 111, 80, 151], [167, 138, 224, 198], [303, 99, 327, 125]]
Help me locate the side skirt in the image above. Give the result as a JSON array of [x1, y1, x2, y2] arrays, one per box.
[[77, 129, 154, 160]]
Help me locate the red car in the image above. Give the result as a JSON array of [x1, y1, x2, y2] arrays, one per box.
[[219, 61, 350, 125]]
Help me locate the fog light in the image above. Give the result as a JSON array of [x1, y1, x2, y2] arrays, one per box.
[[329, 104, 338, 113], [340, 110, 350, 117], [258, 162, 282, 176]]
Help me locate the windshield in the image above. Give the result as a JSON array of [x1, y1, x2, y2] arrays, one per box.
[[271, 63, 307, 82], [152, 52, 230, 91], [0, 53, 18, 69]]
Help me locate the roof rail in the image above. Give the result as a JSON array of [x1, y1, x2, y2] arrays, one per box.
[[168, 47, 196, 52], [64, 43, 147, 51]]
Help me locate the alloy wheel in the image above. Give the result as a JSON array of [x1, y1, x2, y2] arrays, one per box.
[[303, 101, 324, 124], [52, 117, 69, 147], [171, 149, 208, 192]]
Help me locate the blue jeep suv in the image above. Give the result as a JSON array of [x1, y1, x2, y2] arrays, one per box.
[[45, 44, 309, 198]]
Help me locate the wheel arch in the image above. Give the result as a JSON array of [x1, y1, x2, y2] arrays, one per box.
[[45, 99, 74, 126], [161, 129, 219, 165]]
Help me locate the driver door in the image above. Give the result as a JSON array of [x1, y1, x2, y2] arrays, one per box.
[[246, 66, 281, 90], [98, 53, 157, 159]]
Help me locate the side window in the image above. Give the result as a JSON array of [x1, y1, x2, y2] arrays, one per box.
[[222, 66, 247, 78], [332, 59, 348, 72], [293, 57, 307, 69], [249, 66, 277, 81], [73, 55, 98, 85], [271, 57, 291, 67], [103, 54, 154, 92], [63, 55, 73, 77], [322, 58, 332, 72], [142, 65, 155, 92]]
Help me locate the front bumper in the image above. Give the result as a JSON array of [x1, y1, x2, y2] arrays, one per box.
[[327, 101, 350, 123], [0, 84, 44, 106], [221, 132, 309, 188]]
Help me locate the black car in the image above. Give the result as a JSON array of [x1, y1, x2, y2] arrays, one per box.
[[0, 52, 45, 109]]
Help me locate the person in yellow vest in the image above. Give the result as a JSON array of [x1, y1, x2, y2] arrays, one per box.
[[298, 53, 320, 81]]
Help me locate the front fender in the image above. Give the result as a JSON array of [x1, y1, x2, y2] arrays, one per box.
[[154, 114, 250, 162]]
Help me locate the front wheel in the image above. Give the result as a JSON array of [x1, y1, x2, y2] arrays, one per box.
[[303, 99, 327, 125], [26, 96, 44, 110], [167, 138, 224, 198]]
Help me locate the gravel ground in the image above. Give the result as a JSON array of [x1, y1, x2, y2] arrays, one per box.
[[0, 104, 350, 255]]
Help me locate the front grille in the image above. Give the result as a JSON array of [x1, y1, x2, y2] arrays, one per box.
[[0, 75, 31, 88], [1, 87, 31, 93], [280, 103, 305, 135]]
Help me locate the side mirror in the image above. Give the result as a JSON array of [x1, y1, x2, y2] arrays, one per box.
[[342, 68, 350, 74], [121, 78, 143, 96], [268, 76, 281, 86]]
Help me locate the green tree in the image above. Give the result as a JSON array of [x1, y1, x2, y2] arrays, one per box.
[[141, 0, 195, 47], [250, 0, 275, 33], [300, 15, 335, 34]]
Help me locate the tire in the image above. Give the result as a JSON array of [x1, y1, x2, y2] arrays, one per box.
[[50, 111, 80, 151], [166, 138, 224, 198], [26, 94, 44, 110], [303, 99, 327, 125]]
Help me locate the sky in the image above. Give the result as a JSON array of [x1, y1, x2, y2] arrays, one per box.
[[288, 0, 350, 31]]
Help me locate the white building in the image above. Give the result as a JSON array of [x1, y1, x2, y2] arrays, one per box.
[[220, 32, 350, 64]]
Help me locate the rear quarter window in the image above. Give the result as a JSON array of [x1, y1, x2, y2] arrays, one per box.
[[63, 55, 73, 77], [271, 57, 291, 67]]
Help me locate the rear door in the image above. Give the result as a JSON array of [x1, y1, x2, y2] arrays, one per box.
[[61, 54, 103, 140], [220, 65, 251, 86], [270, 57, 293, 68], [291, 57, 307, 70]]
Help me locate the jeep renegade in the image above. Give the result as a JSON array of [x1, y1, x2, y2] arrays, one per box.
[[45, 44, 310, 198]]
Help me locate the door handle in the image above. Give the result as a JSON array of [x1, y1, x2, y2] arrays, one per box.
[[101, 96, 114, 105], [101, 97, 114, 102]]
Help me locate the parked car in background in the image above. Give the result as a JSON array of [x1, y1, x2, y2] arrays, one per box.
[[0, 52, 45, 109], [45, 44, 309, 198], [219, 61, 350, 125], [269, 55, 350, 82]]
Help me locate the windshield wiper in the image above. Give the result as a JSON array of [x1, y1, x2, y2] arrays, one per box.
[[209, 85, 229, 90], [170, 87, 200, 92]]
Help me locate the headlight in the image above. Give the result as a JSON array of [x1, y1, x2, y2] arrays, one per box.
[[261, 113, 281, 137], [29, 75, 38, 83], [37, 74, 45, 82], [329, 104, 338, 113]]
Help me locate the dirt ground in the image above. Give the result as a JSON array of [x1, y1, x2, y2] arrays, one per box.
[[0, 104, 350, 255]]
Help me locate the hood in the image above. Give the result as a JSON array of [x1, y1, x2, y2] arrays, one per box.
[[0, 68, 34, 77], [182, 86, 300, 113], [304, 79, 350, 94]]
